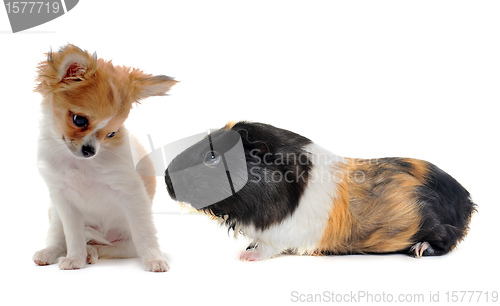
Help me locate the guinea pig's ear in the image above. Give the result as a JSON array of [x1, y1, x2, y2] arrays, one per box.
[[248, 141, 270, 157], [35, 44, 97, 95], [238, 129, 271, 158], [129, 70, 178, 101]]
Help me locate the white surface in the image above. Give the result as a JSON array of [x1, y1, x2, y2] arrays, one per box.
[[1, 1, 498, 305]]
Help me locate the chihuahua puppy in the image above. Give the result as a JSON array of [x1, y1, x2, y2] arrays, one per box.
[[32, 44, 177, 271]]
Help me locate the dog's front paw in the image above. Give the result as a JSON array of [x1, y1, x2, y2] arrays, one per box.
[[86, 245, 99, 264], [33, 246, 64, 266], [145, 258, 169, 272], [58, 256, 86, 270]]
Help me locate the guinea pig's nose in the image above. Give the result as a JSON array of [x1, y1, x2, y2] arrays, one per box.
[[164, 169, 176, 200]]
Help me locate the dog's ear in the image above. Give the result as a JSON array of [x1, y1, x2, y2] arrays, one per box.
[[129, 70, 178, 101], [57, 50, 96, 85], [35, 44, 97, 95]]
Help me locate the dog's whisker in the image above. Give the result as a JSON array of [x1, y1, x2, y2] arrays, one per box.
[[38, 138, 62, 141]]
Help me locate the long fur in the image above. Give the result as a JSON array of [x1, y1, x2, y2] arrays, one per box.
[[33, 44, 177, 271], [165, 121, 477, 260]]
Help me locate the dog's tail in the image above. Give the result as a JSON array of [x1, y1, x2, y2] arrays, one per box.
[[85, 227, 112, 245]]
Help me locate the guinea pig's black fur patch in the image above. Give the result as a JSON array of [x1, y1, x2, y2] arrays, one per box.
[[166, 121, 313, 230], [217, 122, 313, 230], [411, 163, 477, 255]]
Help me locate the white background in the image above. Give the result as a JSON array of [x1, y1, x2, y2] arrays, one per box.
[[1, 1, 498, 305]]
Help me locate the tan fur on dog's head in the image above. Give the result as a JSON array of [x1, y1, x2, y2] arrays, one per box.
[[35, 44, 177, 158]]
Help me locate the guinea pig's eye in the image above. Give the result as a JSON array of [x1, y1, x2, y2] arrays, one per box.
[[106, 131, 116, 138], [204, 151, 221, 168], [73, 114, 89, 128]]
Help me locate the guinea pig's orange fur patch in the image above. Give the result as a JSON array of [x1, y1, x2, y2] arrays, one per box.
[[317, 158, 430, 254], [317, 171, 353, 254], [224, 121, 237, 130]]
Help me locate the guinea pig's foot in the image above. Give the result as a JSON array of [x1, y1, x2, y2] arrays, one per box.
[[239, 243, 279, 261], [239, 250, 261, 261], [410, 241, 433, 258]]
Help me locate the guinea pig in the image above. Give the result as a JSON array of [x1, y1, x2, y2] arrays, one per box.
[[165, 121, 477, 261]]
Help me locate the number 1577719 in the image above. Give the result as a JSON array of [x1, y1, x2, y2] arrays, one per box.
[[5, 2, 60, 14]]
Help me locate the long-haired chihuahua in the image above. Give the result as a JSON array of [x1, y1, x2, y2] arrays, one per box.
[[32, 44, 177, 272]]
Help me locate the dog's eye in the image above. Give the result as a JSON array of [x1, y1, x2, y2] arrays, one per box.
[[107, 132, 116, 138], [73, 114, 88, 128], [204, 151, 221, 168]]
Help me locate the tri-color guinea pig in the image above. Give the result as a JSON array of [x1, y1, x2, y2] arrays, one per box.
[[165, 121, 476, 261]]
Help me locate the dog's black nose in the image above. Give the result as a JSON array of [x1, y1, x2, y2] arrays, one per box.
[[82, 145, 96, 158]]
